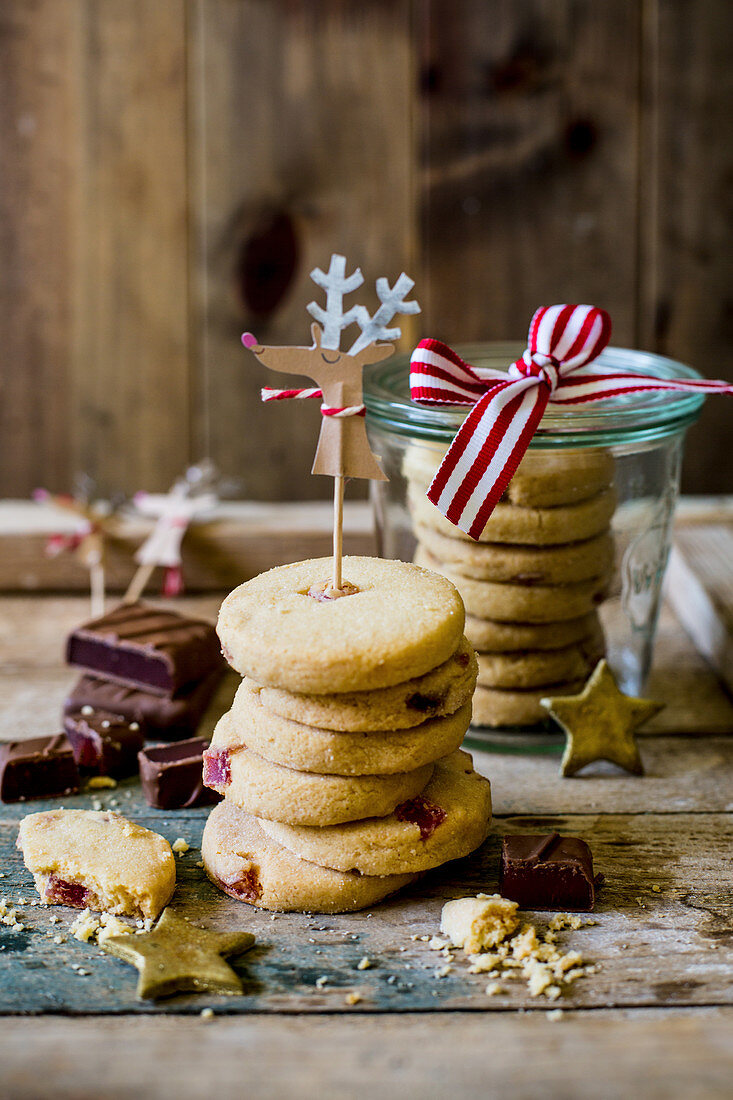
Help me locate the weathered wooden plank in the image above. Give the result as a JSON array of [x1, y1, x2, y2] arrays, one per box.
[[2, 1010, 732, 1100], [638, 0, 733, 495], [1, 807, 731, 1015], [71, 0, 190, 497], [666, 527, 733, 693], [0, 0, 82, 497], [417, 0, 640, 344], [0, 501, 375, 592], [2, 593, 730, 737], [188, 0, 417, 501]]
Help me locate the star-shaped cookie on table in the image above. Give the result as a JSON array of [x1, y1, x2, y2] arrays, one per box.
[[101, 909, 255, 1000], [540, 659, 663, 778]]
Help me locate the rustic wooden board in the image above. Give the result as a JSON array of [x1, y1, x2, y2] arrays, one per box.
[[70, 0, 191, 497], [638, 0, 733, 495], [666, 526, 733, 692], [2, 1010, 733, 1100], [0, 0, 82, 497], [2, 594, 730, 739], [417, 0, 640, 345], [188, 0, 418, 501], [0, 500, 375, 592], [1, 781, 731, 1016]]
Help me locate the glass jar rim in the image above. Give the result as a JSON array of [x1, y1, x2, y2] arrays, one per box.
[[364, 342, 705, 448]]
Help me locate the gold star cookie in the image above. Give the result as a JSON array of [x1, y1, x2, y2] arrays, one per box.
[[101, 909, 255, 1000], [541, 660, 663, 778]]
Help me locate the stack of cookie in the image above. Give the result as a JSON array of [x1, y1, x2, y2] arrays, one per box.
[[201, 556, 491, 913], [405, 444, 615, 728]]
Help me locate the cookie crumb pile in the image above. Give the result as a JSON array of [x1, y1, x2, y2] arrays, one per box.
[[405, 444, 615, 727], [201, 556, 492, 913]]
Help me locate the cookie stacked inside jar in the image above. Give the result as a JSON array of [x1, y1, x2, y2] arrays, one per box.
[[405, 444, 615, 728], [201, 556, 492, 913]]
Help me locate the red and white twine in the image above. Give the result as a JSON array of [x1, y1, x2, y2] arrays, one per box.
[[261, 387, 365, 418], [410, 304, 733, 540]]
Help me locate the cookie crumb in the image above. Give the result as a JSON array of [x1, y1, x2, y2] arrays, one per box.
[[546, 1008, 564, 1021], [651, 884, 661, 893], [87, 776, 117, 790], [440, 894, 519, 954], [200, 1008, 214, 1020], [485, 981, 504, 996], [434, 964, 453, 979], [172, 838, 190, 856], [315, 976, 328, 988], [345, 992, 362, 1005], [356, 956, 373, 970]]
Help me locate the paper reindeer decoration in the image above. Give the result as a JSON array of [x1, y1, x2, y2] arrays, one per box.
[[124, 462, 219, 603], [242, 253, 420, 592], [33, 488, 111, 617]]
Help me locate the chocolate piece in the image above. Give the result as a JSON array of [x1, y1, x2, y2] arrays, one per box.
[[499, 833, 600, 912], [63, 709, 144, 778], [0, 736, 80, 803], [138, 738, 219, 810], [66, 602, 223, 697], [64, 665, 224, 741]]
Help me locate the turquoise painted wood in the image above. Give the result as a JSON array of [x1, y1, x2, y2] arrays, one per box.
[[2, 778, 732, 1016]]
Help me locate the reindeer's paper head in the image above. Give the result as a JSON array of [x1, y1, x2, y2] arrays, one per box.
[[243, 253, 420, 482]]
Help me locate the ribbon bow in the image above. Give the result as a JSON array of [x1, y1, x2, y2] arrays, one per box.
[[410, 304, 733, 540]]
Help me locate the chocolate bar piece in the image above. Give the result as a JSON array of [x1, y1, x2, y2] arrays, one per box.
[[499, 833, 601, 912], [66, 602, 223, 697], [0, 736, 80, 803], [63, 708, 144, 778], [64, 665, 224, 741], [138, 738, 220, 810]]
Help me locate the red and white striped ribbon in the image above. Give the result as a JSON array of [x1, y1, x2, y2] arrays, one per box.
[[261, 388, 365, 418], [410, 304, 733, 540]]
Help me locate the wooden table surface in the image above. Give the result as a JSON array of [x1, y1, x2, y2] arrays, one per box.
[[1, 594, 732, 1100]]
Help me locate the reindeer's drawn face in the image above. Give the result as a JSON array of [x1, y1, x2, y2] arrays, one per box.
[[242, 323, 394, 380]]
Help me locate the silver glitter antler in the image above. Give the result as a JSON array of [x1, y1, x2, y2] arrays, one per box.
[[347, 273, 421, 355], [306, 255, 366, 350]]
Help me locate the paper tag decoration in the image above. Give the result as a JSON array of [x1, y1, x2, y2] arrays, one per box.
[[126, 463, 219, 601], [410, 305, 733, 540], [244, 253, 421, 482], [33, 489, 111, 616]]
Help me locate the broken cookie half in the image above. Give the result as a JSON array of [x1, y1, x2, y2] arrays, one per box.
[[17, 808, 176, 920]]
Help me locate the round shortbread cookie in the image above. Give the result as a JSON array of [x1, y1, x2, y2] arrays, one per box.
[[472, 682, 585, 728], [247, 636, 478, 732], [476, 634, 604, 690], [465, 612, 600, 652], [202, 802, 417, 913], [217, 556, 465, 694], [202, 742, 433, 827], [403, 441, 614, 508], [259, 750, 491, 877], [415, 547, 607, 623], [223, 684, 472, 775], [408, 483, 616, 546], [415, 524, 614, 584]]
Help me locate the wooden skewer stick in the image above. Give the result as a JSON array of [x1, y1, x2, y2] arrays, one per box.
[[90, 561, 106, 619], [123, 561, 156, 604], [332, 475, 344, 592]]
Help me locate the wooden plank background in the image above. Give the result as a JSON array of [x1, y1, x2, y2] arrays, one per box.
[[0, 0, 731, 502]]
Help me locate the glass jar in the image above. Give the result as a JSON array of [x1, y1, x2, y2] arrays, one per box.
[[364, 343, 704, 748]]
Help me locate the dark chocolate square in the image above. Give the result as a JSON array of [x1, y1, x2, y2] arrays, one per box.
[[499, 833, 600, 912], [66, 601, 224, 696], [64, 665, 224, 741], [0, 735, 80, 803], [138, 738, 219, 809], [63, 708, 144, 778]]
